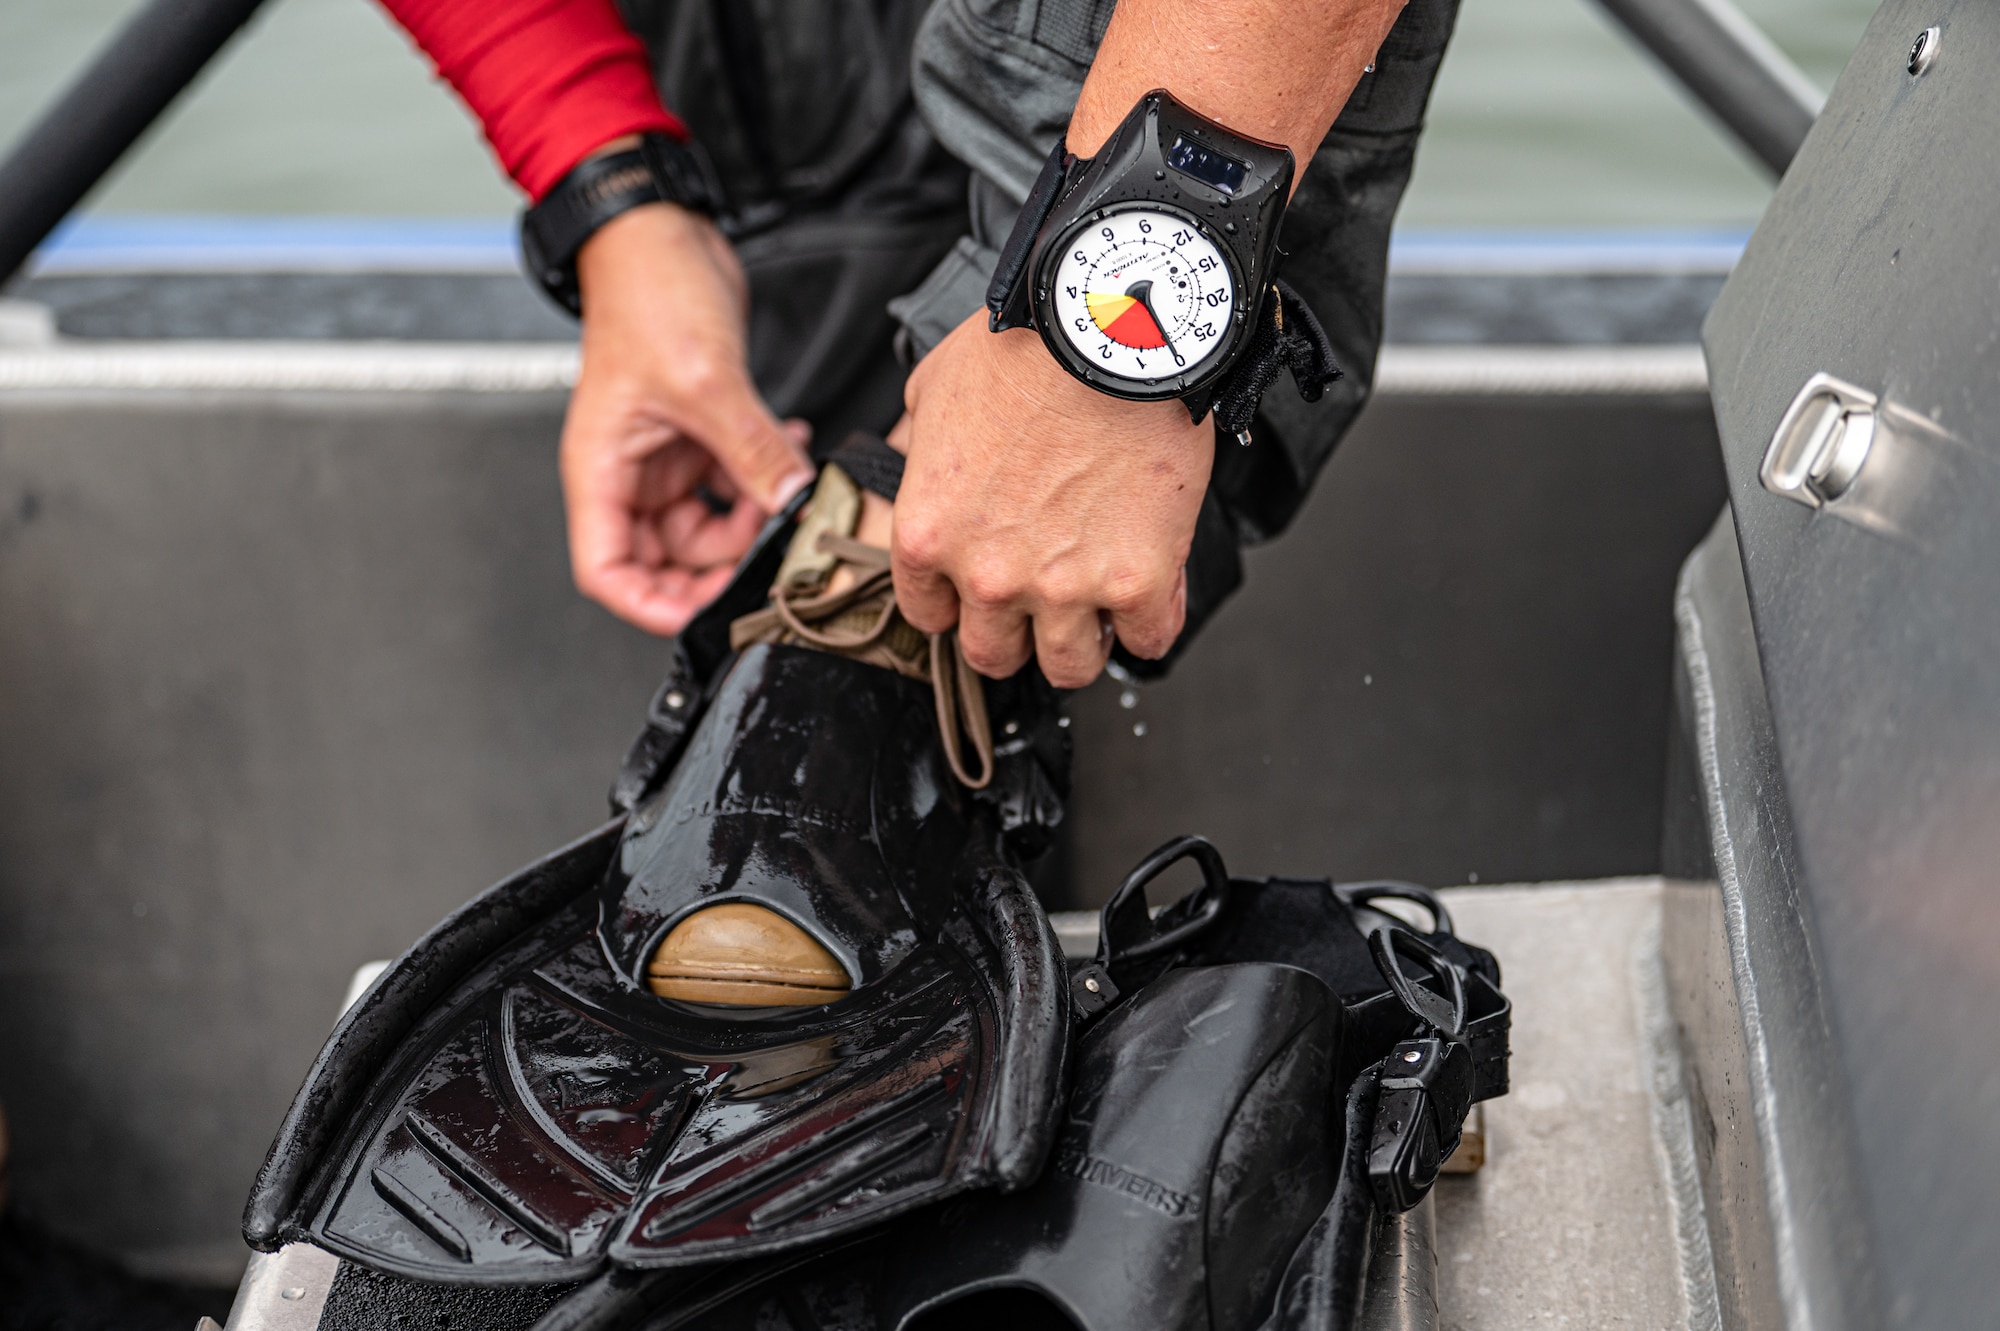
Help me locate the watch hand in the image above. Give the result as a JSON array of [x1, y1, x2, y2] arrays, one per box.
[[1125, 279, 1177, 357]]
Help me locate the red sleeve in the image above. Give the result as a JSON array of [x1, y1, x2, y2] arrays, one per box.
[[377, 0, 686, 202]]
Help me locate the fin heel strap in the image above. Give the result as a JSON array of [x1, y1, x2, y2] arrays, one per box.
[[932, 630, 995, 790], [771, 567, 900, 650]]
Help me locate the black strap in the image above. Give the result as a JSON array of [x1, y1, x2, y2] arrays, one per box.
[[1337, 880, 1457, 938], [608, 657, 702, 814], [823, 431, 906, 502], [1072, 835, 1232, 1020], [520, 132, 725, 316], [1194, 277, 1343, 436], [1369, 925, 1467, 1041], [986, 142, 1073, 332]]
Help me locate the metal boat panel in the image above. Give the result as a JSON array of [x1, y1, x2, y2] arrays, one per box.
[[1663, 514, 1877, 1330], [1702, 2, 2000, 1324]]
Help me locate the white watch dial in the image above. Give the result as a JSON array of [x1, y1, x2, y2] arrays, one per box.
[[1047, 208, 1236, 384]]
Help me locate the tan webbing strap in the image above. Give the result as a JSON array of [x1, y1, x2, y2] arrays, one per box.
[[931, 630, 994, 790]]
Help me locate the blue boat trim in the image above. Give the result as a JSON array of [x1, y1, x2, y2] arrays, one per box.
[[25, 216, 1750, 277], [29, 215, 521, 274], [1388, 228, 1750, 275]]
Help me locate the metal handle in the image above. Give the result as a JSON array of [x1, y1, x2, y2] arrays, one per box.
[[1761, 372, 1878, 508]]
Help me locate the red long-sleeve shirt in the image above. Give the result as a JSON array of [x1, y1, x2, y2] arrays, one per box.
[[376, 0, 683, 202]]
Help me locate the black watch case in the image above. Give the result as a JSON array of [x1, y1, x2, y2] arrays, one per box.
[[991, 91, 1293, 406]]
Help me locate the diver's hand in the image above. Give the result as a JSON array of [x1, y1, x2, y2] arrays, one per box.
[[563, 201, 814, 635], [889, 312, 1211, 688]]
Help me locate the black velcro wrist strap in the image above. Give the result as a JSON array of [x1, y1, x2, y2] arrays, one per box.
[[520, 132, 722, 316], [1198, 278, 1343, 437], [986, 143, 1074, 333]]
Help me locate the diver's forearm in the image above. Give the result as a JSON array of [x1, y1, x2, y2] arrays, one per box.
[[1068, 0, 1408, 169]]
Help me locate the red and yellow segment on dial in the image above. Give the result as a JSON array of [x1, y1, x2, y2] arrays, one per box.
[[1085, 290, 1169, 350]]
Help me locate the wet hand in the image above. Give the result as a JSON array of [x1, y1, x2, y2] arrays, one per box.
[[562, 202, 814, 635], [889, 312, 1211, 688]]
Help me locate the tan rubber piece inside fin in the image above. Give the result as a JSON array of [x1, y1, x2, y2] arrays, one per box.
[[646, 902, 853, 1006], [773, 463, 861, 596]]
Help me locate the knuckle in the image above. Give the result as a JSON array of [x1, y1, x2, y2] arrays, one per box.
[[1100, 565, 1164, 616], [1120, 614, 1182, 661], [893, 517, 948, 572], [960, 566, 1023, 609], [898, 599, 954, 636], [668, 353, 731, 402], [1033, 571, 1091, 611]]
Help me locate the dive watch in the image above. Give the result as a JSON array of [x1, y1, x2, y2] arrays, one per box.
[[987, 91, 1315, 429]]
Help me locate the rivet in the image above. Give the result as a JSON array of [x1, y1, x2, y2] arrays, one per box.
[[1084, 977, 1101, 993], [281, 1287, 307, 1301], [1003, 720, 1019, 735], [1908, 25, 1940, 75], [664, 690, 686, 709], [1402, 1049, 1423, 1064]]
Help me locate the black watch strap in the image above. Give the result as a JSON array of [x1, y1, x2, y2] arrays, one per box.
[[1197, 278, 1342, 439], [520, 133, 724, 315], [986, 142, 1072, 333]]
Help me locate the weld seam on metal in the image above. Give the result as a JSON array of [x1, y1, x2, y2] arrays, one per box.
[[1636, 910, 1725, 1331], [1674, 568, 1818, 1331]]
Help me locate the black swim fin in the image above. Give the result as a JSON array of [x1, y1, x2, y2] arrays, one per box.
[[244, 487, 1074, 1285], [479, 842, 1510, 1331], [488, 957, 1347, 1331]]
